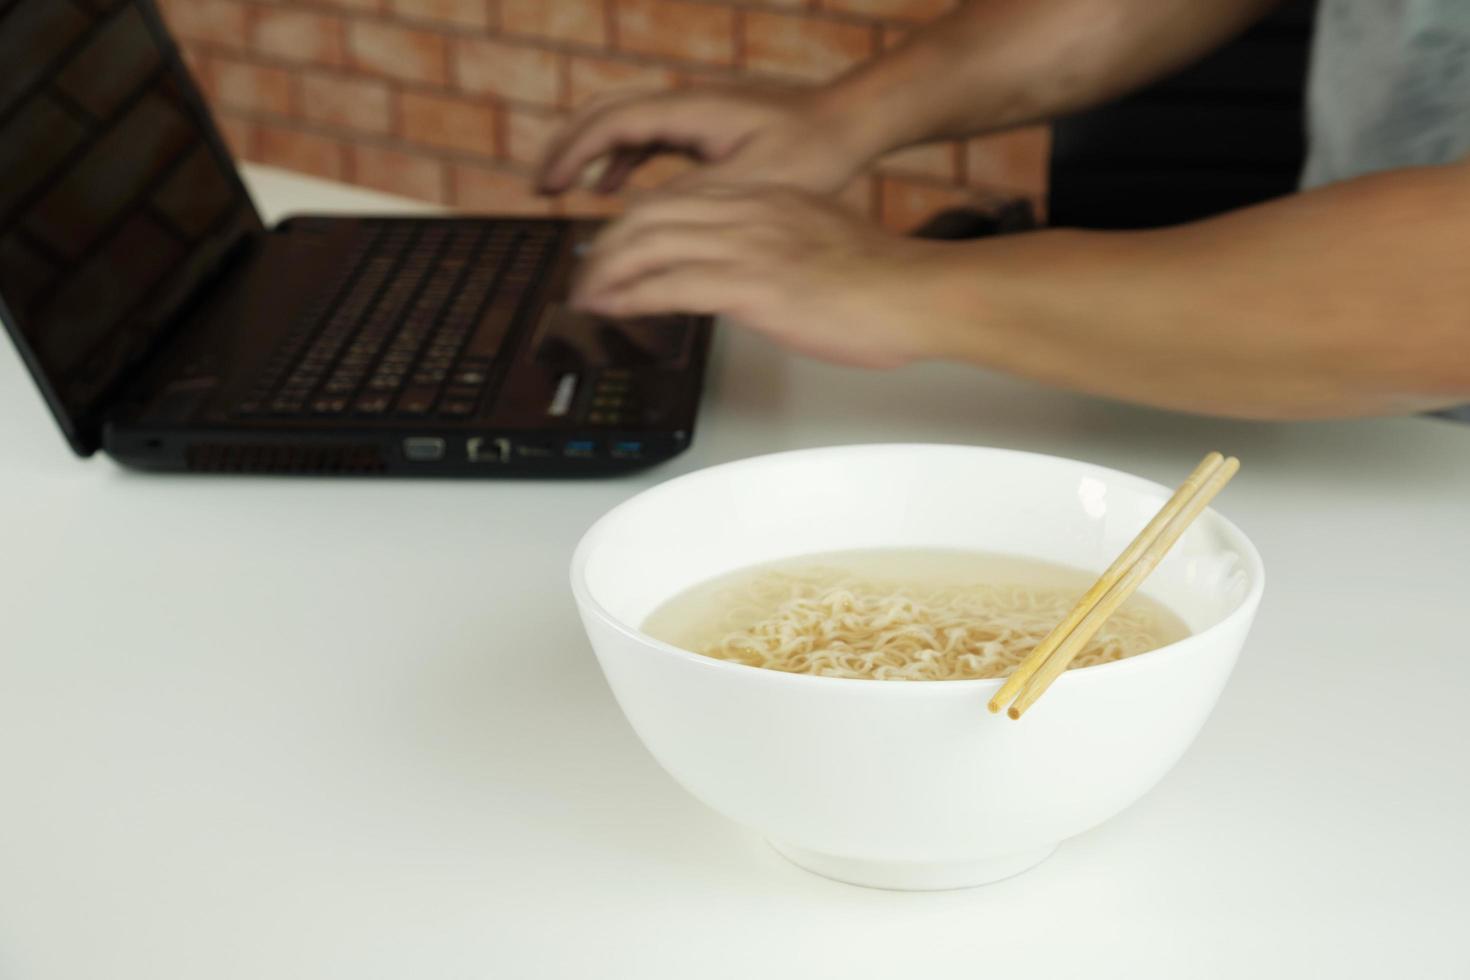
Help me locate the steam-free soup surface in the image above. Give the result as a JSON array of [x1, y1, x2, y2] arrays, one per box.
[[642, 549, 1190, 681]]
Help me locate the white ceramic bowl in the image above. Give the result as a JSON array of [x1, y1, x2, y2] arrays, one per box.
[[571, 445, 1263, 890]]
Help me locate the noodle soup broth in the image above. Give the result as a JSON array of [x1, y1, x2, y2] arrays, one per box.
[[642, 548, 1189, 681]]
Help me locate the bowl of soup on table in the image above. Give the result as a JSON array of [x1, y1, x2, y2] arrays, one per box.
[[570, 445, 1263, 890]]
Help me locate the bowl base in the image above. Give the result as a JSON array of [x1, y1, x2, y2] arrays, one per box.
[[768, 840, 1057, 891]]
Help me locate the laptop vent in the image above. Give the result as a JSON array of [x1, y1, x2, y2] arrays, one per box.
[[184, 443, 387, 475]]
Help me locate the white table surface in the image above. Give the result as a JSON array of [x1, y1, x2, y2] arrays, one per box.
[[2, 165, 1468, 980]]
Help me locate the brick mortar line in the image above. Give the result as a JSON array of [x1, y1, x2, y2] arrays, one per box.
[[556, 45, 574, 109], [224, 0, 925, 32], [731, 7, 746, 71], [633, 0, 938, 29], [493, 89, 509, 157], [187, 40, 839, 104], [222, 106, 537, 174], [603, 0, 620, 49], [223, 86, 970, 184], [218, 0, 921, 50], [339, 125, 357, 182], [223, 105, 988, 193], [186, 26, 829, 83], [658, 0, 922, 19]]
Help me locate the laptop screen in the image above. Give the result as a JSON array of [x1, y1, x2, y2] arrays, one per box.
[[0, 0, 261, 454]]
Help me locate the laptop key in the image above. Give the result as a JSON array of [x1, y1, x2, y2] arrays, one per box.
[[354, 395, 391, 415], [439, 398, 476, 418], [453, 368, 487, 386], [443, 386, 481, 403], [396, 386, 439, 416]]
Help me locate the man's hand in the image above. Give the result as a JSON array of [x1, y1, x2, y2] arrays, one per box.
[[536, 89, 876, 198], [570, 185, 951, 368]]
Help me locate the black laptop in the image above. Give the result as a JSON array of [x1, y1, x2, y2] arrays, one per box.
[[0, 0, 712, 476]]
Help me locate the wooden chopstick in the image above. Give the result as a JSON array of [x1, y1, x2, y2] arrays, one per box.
[[986, 452, 1226, 715], [1003, 455, 1240, 718], [992, 453, 1240, 719]]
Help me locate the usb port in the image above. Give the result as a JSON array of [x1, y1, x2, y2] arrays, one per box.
[[466, 437, 510, 463], [564, 439, 597, 459], [403, 437, 446, 462], [516, 441, 555, 459], [610, 440, 644, 460]]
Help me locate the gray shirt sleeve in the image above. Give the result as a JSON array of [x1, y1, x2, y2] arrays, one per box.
[[1303, 0, 1470, 188]]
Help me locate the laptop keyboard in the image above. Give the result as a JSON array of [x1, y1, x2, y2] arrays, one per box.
[[237, 219, 560, 420]]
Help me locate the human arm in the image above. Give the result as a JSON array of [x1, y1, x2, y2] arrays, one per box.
[[536, 0, 1281, 196], [570, 163, 1470, 420]]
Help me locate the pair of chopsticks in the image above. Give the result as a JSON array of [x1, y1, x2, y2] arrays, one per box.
[[989, 452, 1240, 720]]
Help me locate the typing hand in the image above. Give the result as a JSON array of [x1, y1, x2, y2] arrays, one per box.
[[570, 185, 950, 369], [536, 88, 870, 198]]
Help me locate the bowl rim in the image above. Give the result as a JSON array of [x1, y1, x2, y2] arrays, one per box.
[[569, 443, 1266, 692]]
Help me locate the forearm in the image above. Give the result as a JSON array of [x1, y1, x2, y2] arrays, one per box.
[[818, 0, 1280, 159], [927, 164, 1470, 419]]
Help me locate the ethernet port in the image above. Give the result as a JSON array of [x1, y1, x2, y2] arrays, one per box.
[[467, 437, 511, 463]]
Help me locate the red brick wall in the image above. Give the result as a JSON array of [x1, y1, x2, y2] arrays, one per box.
[[158, 0, 1049, 230]]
